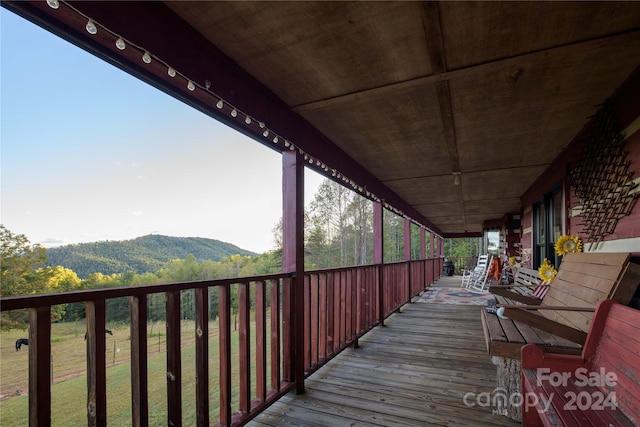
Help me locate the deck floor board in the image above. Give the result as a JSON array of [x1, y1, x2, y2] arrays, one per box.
[[249, 277, 518, 426]]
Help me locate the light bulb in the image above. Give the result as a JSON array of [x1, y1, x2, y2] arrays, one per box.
[[245, 116, 251, 125], [115, 38, 126, 50], [86, 20, 98, 35], [142, 51, 151, 64], [263, 130, 269, 137], [259, 122, 265, 129], [273, 136, 279, 143], [205, 80, 211, 90], [216, 99, 224, 109], [284, 140, 290, 147], [231, 109, 238, 117], [167, 67, 176, 77], [187, 80, 195, 91], [289, 145, 295, 150], [46, 0, 59, 9]]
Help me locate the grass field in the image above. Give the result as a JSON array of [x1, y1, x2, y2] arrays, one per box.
[[0, 316, 272, 426]]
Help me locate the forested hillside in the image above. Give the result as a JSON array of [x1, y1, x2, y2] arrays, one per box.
[[45, 235, 256, 278]]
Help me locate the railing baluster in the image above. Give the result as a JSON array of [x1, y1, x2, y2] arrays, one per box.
[[318, 273, 327, 361], [86, 299, 107, 427], [130, 295, 148, 427], [194, 288, 209, 427], [310, 274, 319, 367], [219, 284, 232, 426], [269, 279, 281, 392], [303, 274, 311, 370], [326, 272, 335, 355], [255, 280, 267, 401], [165, 291, 182, 426], [282, 276, 292, 382], [239, 282, 251, 413], [28, 306, 51, 427]]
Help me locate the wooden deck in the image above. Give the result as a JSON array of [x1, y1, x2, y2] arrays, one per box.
[[249, 277, 518, 426]]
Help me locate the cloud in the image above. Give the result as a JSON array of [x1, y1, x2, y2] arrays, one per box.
[[40, 237, 65, 247], [132, 211, 144, 216]]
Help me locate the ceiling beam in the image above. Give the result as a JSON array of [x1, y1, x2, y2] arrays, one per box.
[[292, 29, 640, 114], [421, 1, 466, 230]]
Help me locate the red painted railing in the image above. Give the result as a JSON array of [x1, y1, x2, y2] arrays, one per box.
[[0, 258, 441, 426]]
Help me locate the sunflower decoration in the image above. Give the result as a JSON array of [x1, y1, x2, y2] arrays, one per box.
[[538, 258, 558, 284], [554, 235, 583, 256], [509, 256, 517, 265]]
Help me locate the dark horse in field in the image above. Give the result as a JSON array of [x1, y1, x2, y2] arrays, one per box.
[[15, 338, 29, 351], [84, 329, 113, 340]]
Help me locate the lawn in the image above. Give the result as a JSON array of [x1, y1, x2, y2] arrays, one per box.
[[0, 315, 274, 426]]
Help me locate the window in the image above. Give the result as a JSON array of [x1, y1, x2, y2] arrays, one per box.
[[533, 185, 563, 268]]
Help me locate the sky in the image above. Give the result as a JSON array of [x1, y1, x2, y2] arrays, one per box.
[[0, 9, 325, 254]]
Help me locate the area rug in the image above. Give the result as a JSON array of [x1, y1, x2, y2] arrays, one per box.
[[417, 287, 496, 306]]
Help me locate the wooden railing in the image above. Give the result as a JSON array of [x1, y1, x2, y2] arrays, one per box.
[[1, 258, 441, 426]]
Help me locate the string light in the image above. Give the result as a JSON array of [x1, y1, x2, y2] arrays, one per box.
[[44, 1, 395, 213], [85, 20, 97, 35]]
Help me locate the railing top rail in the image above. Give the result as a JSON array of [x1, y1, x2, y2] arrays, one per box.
[[0, 272, 293, 312], [304, 257, 438, 275]]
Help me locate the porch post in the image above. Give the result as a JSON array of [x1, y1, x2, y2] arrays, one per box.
[[404, 218, 412, 303], [282, 150, 305, 394], [404, 219, 411, 261], [429, 231, 435, 281], [429, 231, 435, 258], [420, 228, 426, 260], [373, 201, 384, 326]]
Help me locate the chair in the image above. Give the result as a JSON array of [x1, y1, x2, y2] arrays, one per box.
[[469, 255, 493, 292], [461, 255, 493, 291], [460, 255, 488, 288]]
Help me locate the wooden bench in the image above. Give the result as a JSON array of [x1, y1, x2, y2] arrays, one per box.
[[490, 267, 548, 306], [521, 299, 640, 426], [479, 252, 640, 420]]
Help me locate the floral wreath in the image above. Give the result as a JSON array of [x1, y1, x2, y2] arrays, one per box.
[[538, 258, 557, 284], [554, 235, 583, 256]]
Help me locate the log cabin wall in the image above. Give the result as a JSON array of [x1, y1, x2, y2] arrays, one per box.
[[519, 68, 640, 260]]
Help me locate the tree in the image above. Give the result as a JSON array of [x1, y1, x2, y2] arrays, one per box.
[[1, 225, 52, 329]]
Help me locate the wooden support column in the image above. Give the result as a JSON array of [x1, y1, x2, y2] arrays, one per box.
[[404, 218, 412, 303], [282, 150, 305, 394], [404, 219, 412, 261], [429, 231, 435, 281], [429, 231, 435, 258], [373, 201, 384, 326], [420, 228, 426, 260], [28, 306, 51, 427]]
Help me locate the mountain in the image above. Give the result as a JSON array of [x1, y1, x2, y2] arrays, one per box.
[[45, 234, 257, 278]]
